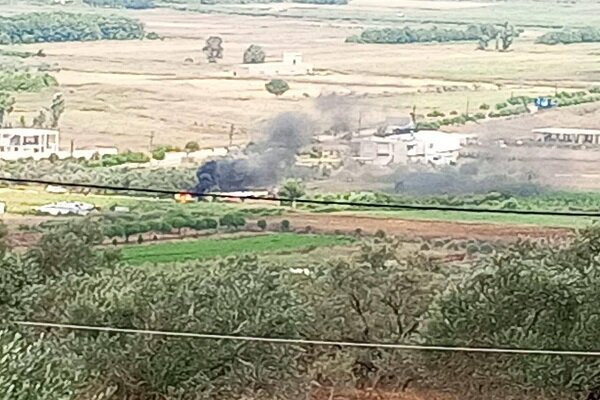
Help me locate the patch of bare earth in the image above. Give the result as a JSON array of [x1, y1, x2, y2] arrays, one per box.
[[260, 213, 569, 241]]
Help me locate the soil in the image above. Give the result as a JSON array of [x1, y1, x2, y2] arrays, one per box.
[[259, 213, 570, 241]]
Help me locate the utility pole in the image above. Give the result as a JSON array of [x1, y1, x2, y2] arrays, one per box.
[[229, 124, 234, 147], [148, 131, 154, 151], [69, 139, 74, 157], [465, 98, 470, 117], [357, 111, 362, 133]]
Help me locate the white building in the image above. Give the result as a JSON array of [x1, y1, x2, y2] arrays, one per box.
[[355, 135, 409, 166], [354, 130, 474, 166], [244, 52, 313, 76], [0, 128, 118, 161], [0, 128, 59, 160]]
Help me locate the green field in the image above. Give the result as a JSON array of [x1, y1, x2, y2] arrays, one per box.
[[122, 233, 352, 264]]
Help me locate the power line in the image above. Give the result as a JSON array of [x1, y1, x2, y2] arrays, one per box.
[[0, 177, 598, 218], [13, 321, 600, 357]]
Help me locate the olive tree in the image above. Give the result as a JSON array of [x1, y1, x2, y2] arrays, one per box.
[[265, 79, 289, 97], [243, 44, 266, 64]]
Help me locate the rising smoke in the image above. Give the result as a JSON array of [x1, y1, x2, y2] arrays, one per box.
[[196, 112, 313, 193]]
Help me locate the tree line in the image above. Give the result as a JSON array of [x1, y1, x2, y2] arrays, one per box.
[[537, 26, 600, 44], [2, 218, 600, 399], [0, 12, 146, 44], [346, 23, 519, 50], [83, 0, 155, 9]]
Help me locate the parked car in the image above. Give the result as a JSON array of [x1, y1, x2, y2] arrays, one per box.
[[37, 201, 95, 216]]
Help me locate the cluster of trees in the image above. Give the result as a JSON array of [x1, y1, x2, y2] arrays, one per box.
[[347, 23, 520, 51], [0, 69, 57, 92], [3, 219, 600, 398], [102, 210, 224, 242], [83, 0, 155, 9], [0, 12, 145, 44], [537, 26, 600, 45], [0, 158, 198, 194]]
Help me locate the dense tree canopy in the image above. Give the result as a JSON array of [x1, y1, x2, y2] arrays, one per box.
[[0, 12, 145, 44], [83, 0, 155, 9], [3, 216, 600, 398], [537, 27, 600, 44], [347, 23, 520, 46]]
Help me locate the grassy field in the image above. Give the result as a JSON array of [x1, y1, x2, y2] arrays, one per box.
[[0, 187, 282, 216], [121, 233, 352, 264]]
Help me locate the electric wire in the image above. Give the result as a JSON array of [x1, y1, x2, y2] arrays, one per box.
[[1, 177, 599, 217], [13, 321, 600, 357]]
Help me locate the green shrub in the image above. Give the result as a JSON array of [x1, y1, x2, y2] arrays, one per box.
[[449, 110, 458, 115], [375, 229, 386, 239], [219, 213, 246, 229], [137, 234, 144, 244], [495, 102, 508, 110], [479, 103, 490, 110], [473, 112, 486, 120], [257, 219, 267, 231], [280, 219, 291, 232], [466, 243, 479, 254], [152, 148, 166, 160], [427, 110, 445, 118]]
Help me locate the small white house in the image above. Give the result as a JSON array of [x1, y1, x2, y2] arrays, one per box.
[[244, 52, 313, 76], [0, 128, 59, 160]]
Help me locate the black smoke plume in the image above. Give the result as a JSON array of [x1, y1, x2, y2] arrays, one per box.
[[196, 112, 312, 193]]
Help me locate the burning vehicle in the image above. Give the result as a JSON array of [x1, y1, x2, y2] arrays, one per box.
[[196, 112, 312, 194]]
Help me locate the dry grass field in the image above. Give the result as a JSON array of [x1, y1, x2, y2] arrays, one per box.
[[2, 3, 600, 155]]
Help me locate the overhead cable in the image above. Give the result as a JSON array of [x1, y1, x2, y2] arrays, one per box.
[[1, 177, 599, 217], [14, 321, 600, 357]]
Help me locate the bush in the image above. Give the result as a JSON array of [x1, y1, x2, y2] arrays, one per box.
[[219, 213, 246, 229], [192, 218, 217, 231], [465, 243, 479, 254], [257, 219, 267, 231], [137, 234, 143, 244], [0, 70, 57, 92], [495, 102, 508, 110], [146, 32, 160, 40], [280, 219, 291, 232], [427, 110, 445, 118], [479, 103, 490, 110], [375, 229, 386, 239], [152, 148, 166, 160], [449, 110, 458, 115]]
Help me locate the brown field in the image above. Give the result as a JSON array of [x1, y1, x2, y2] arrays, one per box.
[[260, 213, 569, 241], [6, 6, 600, 157]]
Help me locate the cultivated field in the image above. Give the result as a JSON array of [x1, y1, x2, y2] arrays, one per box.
[[4, 2, 600, 162]]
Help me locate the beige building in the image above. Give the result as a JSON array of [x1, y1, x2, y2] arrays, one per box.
[[0, 128, 59, 160]]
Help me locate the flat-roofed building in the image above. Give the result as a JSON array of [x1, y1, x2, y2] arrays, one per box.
[[0, 128, 59, 160], [533, 128, 600, 145]]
